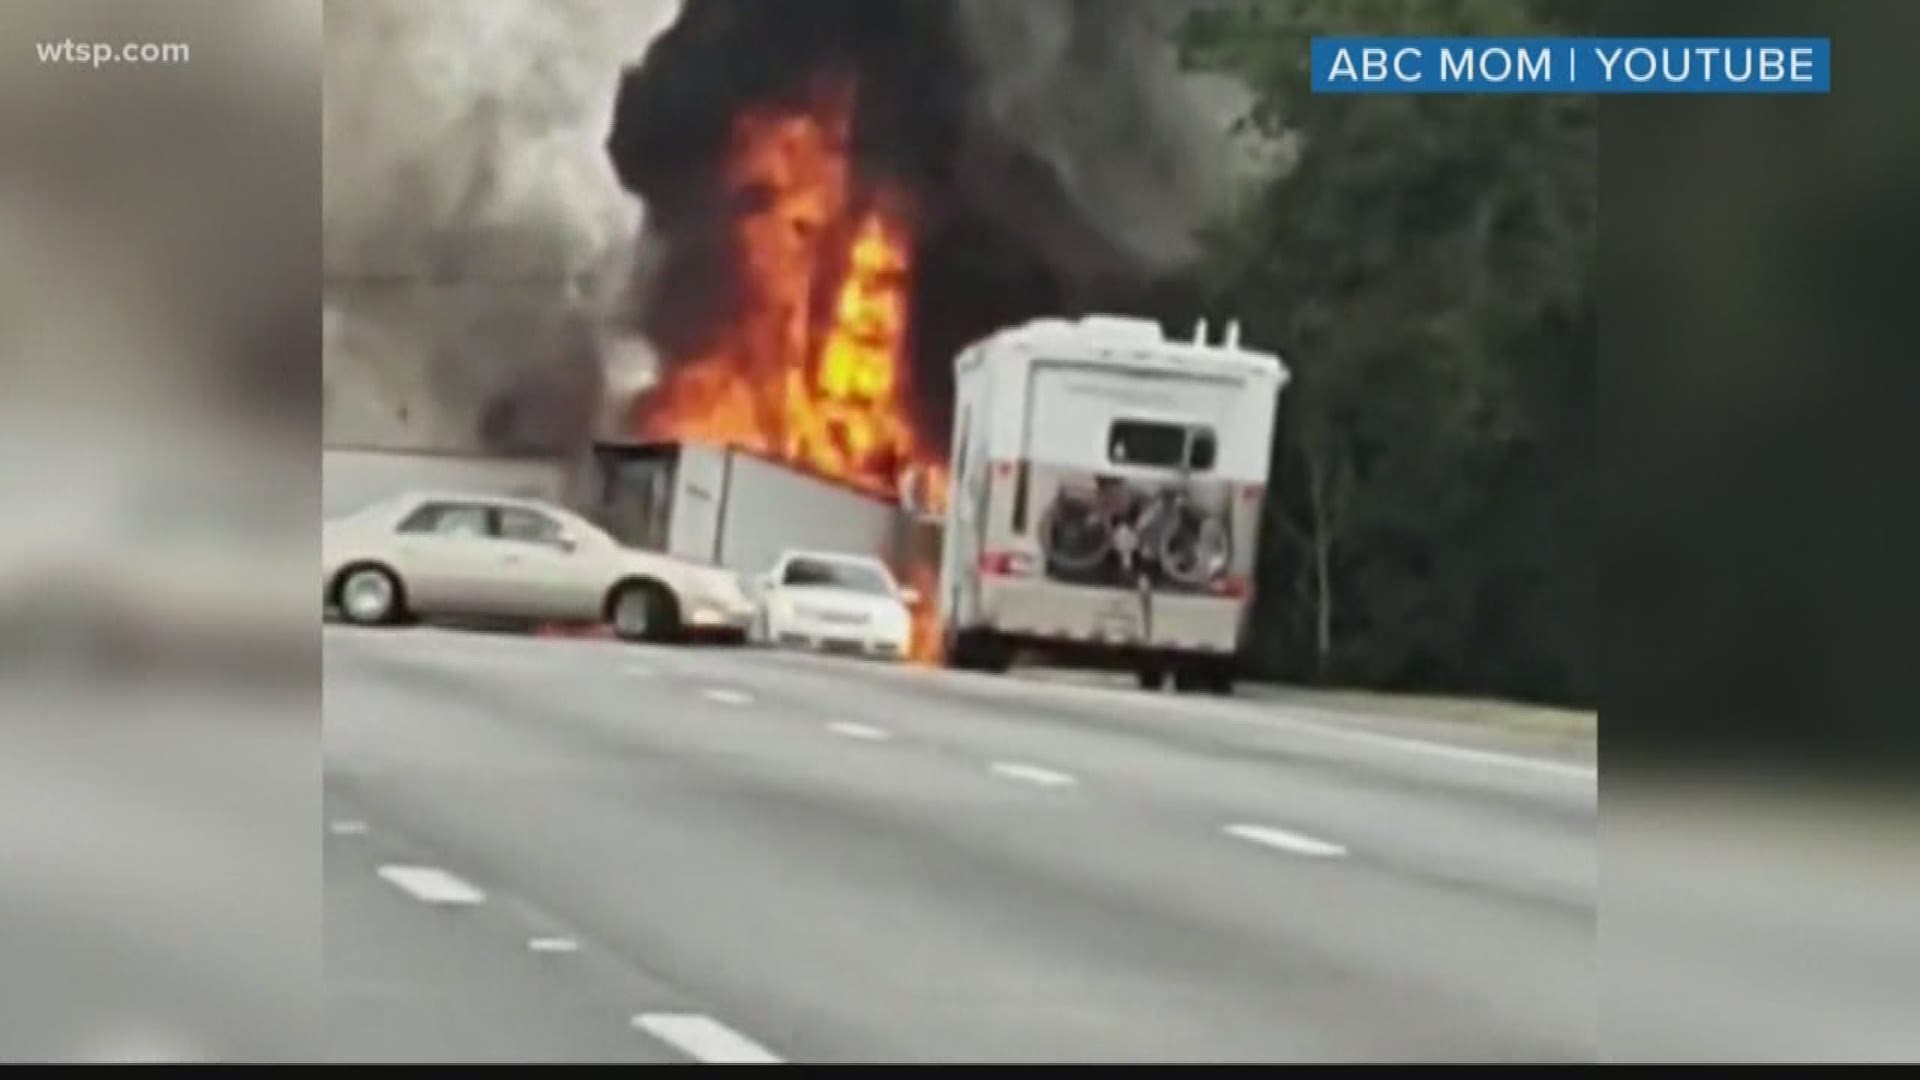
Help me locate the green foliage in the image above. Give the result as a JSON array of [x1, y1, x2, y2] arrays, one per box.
[[1174, 0, 1596, 705]]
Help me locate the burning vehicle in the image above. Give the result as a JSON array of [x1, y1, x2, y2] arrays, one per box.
[[606, 51, 952, 658], [325, 0, 1269, 668], [935, 315, 1287, 693], [596, 0, 1261, 662]]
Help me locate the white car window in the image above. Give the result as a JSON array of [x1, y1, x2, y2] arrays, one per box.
[[781, 556, 895, 596], [397, 501, 493, 539]]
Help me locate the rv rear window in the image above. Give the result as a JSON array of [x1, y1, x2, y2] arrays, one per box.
[[1190, 430, 1218, 470], [1108, 421, 1217, 471]]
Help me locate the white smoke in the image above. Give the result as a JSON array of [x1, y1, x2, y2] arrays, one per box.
[[322, 0, 680, 452]]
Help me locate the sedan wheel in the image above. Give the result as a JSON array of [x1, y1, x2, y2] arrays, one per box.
[[612, 582, 679, 643], [614, 589, 652, 638], [339, 567, 399, 626]]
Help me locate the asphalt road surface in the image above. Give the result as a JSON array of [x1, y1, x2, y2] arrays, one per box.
[[324, 626, 1595, 1063]]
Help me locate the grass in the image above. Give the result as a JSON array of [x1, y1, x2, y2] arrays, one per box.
[[1244, 682, 1597, 741]]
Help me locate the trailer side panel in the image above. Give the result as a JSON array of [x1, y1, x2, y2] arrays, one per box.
[[715, 449, 899, 578]]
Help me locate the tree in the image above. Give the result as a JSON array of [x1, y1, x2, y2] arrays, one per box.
[[1174, 0, 1596, 704]]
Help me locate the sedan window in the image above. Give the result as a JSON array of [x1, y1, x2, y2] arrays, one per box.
[[498, 507, 563, 545], [397, 502, 493, 538]]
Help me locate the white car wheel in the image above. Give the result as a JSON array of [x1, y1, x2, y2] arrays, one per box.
[[338, 567, 399, 626]]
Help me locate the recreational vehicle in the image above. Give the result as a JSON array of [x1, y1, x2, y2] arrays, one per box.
[[936, 316, 1288, 692]]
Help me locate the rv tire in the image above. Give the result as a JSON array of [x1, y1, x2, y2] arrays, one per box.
[[1169, 659, 1237, 695], [949, 630, 1011, 674], [1204, 659, 1238, 696]]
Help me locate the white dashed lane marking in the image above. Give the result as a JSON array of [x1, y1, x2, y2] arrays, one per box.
[[989, 761, 1078, 788], [826, 721, 890, 741], [528, 937, 580, 954], [633, 1013, 783, 1064], [328, 820, 368, 836], [376, 865, 487, 905], [702, 688, 755, 706], [1225, 823, 1348, 858]]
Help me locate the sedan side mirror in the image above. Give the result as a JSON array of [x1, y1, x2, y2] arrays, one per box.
[[554, 535, 579, 554]]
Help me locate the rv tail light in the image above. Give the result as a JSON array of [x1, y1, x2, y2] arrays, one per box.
[[1242, 484, 1265, 502], [979, 551, 1037, 577], [1214, 575, 1251, 599]]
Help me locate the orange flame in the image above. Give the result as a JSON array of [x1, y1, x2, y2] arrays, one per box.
[[905, 559, 944, 664], [634, 76, 942, 507], [634, 76, 949, 661]]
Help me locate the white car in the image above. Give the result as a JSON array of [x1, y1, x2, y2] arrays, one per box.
[[322, 491, 753, 641], [751, 550, 918, 660]]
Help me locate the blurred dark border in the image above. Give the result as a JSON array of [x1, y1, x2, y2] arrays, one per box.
[[1604, 0, 1920, 779], [0, 0, 321, 1061], [1602, 0, 1920, 1060]]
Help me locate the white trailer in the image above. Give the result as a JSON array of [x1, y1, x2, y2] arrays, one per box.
[[935, 315, 1288, 693], [587, 440, 908, 581]]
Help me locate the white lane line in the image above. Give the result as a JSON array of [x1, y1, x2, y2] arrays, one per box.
[[328, 819, 368, 836], [376, 865, 486, 905], [528, 936, 580, 953], [702, 687, 755, 706], [826, 721, 890, 742], [989, 761, 1078, 788], [1057, 678, 1593, 782], [633, 1013, 783, 1064], [1245, 710, 1598, 781], [919, 667, 1595, 782], [1226, 823, 1348, 858]]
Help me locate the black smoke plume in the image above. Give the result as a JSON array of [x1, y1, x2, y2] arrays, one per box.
[[606, 0, 1258, 442]]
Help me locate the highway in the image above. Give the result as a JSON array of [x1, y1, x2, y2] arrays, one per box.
[[324, 626, 1595, 1062]]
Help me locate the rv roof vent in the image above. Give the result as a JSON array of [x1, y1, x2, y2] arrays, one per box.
[[1077, 315, 1164, 343], [1021, 318, 1076, 337]]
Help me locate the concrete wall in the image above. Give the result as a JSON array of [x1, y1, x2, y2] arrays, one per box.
[[322, 447, 573, 519]]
